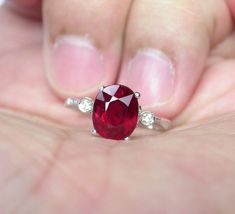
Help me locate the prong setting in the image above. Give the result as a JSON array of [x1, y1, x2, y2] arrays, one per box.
[[99, 86, 105, 91], [139, 111, 155, 127], [138, 106, 142, 117], [134, 92, 141, 99], [92, 129, 97, 135], [147, 125, 154, 130], [65, 84, 172, 141], [78, 97, 94, 113]]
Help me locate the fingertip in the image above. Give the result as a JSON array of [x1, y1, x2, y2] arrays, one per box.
[[43, 0, 131, 98], [118, 0, 233, 119]]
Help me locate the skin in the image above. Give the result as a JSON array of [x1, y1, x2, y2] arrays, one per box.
[[0, 0, 235, 213]]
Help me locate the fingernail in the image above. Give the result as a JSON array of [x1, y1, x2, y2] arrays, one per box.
[[47, 36, 104, 93], [120, 49, 175, 107]]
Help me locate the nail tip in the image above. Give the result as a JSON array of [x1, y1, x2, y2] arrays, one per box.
[[54, 35, 95, 50]]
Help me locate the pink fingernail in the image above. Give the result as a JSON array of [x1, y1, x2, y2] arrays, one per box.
[[48, 36, 104, 93], [120, 49, 175, 107]]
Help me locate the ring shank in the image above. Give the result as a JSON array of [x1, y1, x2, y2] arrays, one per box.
[[154, 116, 172, 131]]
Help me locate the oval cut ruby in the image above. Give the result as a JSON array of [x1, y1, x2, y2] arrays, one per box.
[[92, 84, 139, 140]]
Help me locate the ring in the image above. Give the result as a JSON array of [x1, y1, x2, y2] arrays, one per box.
[[65, 84, 172, 141]]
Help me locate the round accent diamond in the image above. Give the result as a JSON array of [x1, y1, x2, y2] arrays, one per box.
[[92, 84, 139, 140], [140, 111, 155, 127], [78, 97, 93, 113]]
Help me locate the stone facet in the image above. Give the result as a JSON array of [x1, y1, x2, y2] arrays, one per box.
[[78, 97, 93, 113], [140, 111, 155, 127], [92, 85, 139, 140]]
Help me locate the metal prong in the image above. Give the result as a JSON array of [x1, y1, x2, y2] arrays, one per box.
[[92, 129, 97, 135], [147, 125, 154, 130], [138, 106, 142, 116], [124, 137, 130, 141], [65, 98, 80, 107], [99, 86, 105, 91], [134, 92, 141, 99]]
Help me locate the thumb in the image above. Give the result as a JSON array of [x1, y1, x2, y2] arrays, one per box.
[[118, 0, 233, 118]]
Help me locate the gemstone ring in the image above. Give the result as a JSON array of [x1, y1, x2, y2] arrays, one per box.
[[65, 84, 172, 141]]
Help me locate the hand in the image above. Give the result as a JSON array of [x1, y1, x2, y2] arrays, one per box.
[[0, 0, 235, 213]]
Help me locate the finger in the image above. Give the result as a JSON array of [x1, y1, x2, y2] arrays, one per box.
[[118, 0, 233, 118], [176, 31, 235, 123], [176, 60, 235, 123], [0, 6, 84, 126], [5, 0, 42, 18], [227, 0, 235, 19], [43, 0, 132, 97], [209, 32, 235, 63]]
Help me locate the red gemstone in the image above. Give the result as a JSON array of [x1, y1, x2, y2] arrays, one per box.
[[92, 84, 139, 140]]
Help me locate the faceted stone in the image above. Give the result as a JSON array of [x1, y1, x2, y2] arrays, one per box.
[[140, 111, 155, 127], [78, 97, 93, 113], [92, 85, 139, 140]]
